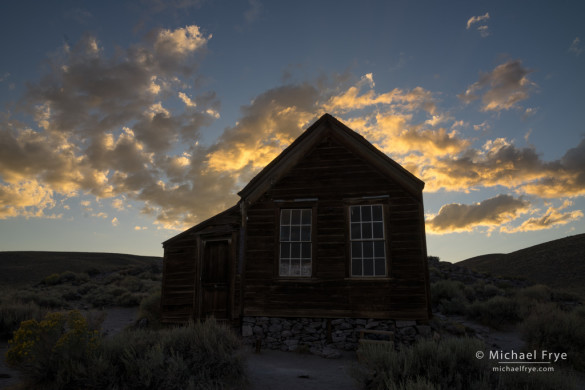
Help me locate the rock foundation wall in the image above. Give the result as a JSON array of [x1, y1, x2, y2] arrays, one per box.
[[241, 316, 431, 357]]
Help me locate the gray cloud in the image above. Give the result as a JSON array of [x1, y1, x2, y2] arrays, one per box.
[[458, 60, 534, 111], [426, 194, 530, 233], [569, 37, 583, 56]]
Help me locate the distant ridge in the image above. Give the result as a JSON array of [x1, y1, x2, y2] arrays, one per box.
[[458, 233, 585, 295], [0, 251, 162, 287]]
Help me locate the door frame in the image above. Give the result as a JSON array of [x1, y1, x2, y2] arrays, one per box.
[[194, 233, 237, 321]]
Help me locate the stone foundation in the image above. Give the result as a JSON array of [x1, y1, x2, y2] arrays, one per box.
[[241, 316, 431, 357]]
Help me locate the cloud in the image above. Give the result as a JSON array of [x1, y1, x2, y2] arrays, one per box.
[[323, 74, 436, 114], [569, 37, 583, 56], [0, 180, 57, 219], [418, 135, 585, 201], [111, 217, 119, 226], [0, 26, 218, 227], [459, 60, 534, 111], [502, 201, 583, 233], [466, 13, 490, 29], [244, 0, 262, 23], [466, 13, 490, 37], [2, 30, 583, 240], [426, 194, 530, 234], [64, 8, 93, 24], [178, 92, 197, 107], [153, 25, 210, 59], [112, 198, 127, 211]]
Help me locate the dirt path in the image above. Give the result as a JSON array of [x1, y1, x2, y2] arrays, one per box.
[[245, 347, 360, 390]]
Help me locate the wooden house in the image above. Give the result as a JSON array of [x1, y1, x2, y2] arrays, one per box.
[[161, 114, 431, 328]]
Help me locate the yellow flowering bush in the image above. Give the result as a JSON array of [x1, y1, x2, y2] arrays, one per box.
[[6, 310, 100, 386]]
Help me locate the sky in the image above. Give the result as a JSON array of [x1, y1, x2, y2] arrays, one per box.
[[0, 0, 584, 262]]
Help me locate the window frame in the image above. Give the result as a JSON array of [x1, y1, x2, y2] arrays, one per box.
[[345, 198, 390, 278], [274, 202, 317, 279]]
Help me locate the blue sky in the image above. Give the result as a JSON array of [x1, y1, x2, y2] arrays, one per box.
[[0, 0, 584, 262]]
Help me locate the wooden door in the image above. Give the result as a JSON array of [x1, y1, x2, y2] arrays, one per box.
[[201, 240, 230, 319]]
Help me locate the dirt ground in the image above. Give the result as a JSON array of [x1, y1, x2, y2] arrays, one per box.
[[245, 347, 360, 390]]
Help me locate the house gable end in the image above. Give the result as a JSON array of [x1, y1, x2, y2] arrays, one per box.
[[238, 114, 424, 206]]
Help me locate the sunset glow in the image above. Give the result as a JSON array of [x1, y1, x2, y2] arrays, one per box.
[[0, 1, 583, 262]]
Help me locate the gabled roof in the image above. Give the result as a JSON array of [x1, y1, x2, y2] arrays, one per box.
[[238, 113, 425, 204], [162, 204, 240, 246]]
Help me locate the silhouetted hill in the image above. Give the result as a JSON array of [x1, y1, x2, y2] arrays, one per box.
[[0, 251, 162, 287], [458, 233, 585, 295]]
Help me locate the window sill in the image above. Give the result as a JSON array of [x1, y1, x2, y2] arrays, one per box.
[[344, 277, 393, 281]]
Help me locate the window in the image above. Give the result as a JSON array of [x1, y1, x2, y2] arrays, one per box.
[[350, 204, 386, 277], [279, 209, 312, 277]]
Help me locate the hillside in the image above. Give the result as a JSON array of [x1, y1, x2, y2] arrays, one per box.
[[0, 251, 162, 287], [458, 233, 585, 295]]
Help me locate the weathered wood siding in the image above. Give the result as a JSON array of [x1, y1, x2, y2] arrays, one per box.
[[161, 236, 198, 323], [243, 137, 430, 320]]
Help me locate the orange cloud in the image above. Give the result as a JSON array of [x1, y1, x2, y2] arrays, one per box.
[[502, 201, 584, 233]]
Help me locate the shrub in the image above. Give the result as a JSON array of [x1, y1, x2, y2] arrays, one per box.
[[431, 280, 469, 314], [354, 337, 492, 390], [6, 310, 100, 387], [7, 312, 245, 389], [354, 337, 577, 390], [114, 291, 143, 306], [517, 284, 552, 303], [0, 299, 44, 339], [469, 281, 504, 301], [95, 319, 246, 389], [467, 296, 522, 329], [119, 275, 145, 292], [85, 267, 101, 276], [42, 273, 61, 286], [521, 304, 585, 371], [138, 290, 162, 328]]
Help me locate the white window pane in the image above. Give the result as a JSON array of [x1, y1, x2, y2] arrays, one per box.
[[351, 223, 361, 240], [352, 258, 362, 276], [281, 209, 291, 225], [280, 260, 289, 276], [362, 222, 372, 239], [280, 242, 291, 258], [362, 205, 372, 221], [290, 259, 300, 276], [374, 258, 385, 276], [374, 241, 385, 257], [280, 226, 290, 241], [290, 226, 300, 241], [373, 222, 384, 239], [291, 242, 301, 258], [301, 226, 311, 241], [301, 209, 311, 225], [351, 241, 361, 259], [363, 241, 373, 258], [291, 209, 301, 225], [301, 259, 311, 276], [350, 206, 360, 223], [363, 258, 374, 276], [372, 205, 383, 221]]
